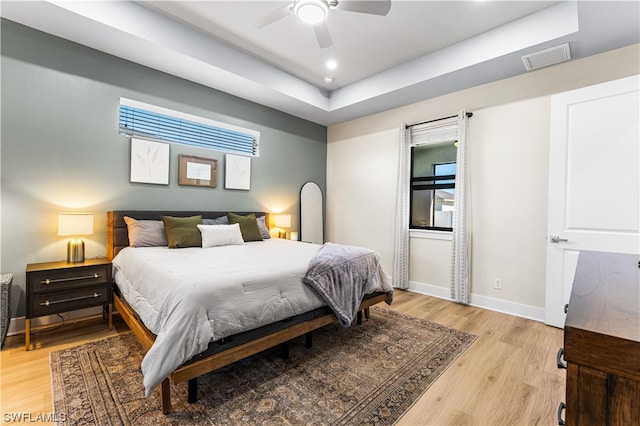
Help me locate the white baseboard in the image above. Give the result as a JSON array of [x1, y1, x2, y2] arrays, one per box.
[[6, 306, 103, 336], [6, 283, 545, 336], [408, 281, 451, 299], [407, 281, 545, 322]]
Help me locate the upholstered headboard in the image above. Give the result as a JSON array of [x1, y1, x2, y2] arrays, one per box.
[[106, 210, 269, 259]]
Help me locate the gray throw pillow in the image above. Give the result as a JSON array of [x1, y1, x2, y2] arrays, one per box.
[[124, 216, 168, 247]]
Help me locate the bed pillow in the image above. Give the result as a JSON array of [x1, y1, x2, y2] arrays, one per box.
[[197, 223, 244, 248], [227, 212, 263, 242], [123, 216, 168, 247], [203, 216, 229, 225], [256, 215, 271, 240], [161, 215, 203, 248]]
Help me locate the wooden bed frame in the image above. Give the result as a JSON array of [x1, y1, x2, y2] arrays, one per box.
[[106, 210, 389, 414]]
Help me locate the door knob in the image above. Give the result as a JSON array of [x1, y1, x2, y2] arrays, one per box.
[[550, 235, 568, 243]]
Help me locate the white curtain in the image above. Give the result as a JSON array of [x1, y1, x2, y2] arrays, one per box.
[[450, 110, 471, 303], [392, 111, 471, 301], [392, 124, 410, 289]]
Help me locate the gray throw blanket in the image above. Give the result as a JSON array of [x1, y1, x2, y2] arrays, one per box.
[[303, 243, 393, 326]]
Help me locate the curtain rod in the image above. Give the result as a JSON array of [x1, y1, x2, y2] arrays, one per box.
[[406, 112, 473, 129]]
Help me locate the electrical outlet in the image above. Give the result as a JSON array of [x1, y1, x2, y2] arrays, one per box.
[[494, 278, 503, 290]]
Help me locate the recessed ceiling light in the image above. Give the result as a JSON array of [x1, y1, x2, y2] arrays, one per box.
[[323, 76, 334, 84], [326, 59, 337, 70], [293, 0, 328, 25]]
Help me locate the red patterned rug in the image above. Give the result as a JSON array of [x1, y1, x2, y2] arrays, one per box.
[[50, 307, 476, 425]]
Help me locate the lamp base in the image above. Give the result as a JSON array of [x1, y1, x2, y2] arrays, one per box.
[[67, 238, 85, 263]]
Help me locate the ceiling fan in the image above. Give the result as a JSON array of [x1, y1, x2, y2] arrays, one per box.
[[254, 0, 392, 48]]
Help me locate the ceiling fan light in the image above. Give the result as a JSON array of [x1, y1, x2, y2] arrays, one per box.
[[294, 0, 328, 25]]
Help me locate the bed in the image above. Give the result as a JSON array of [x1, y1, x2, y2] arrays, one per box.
[[106, 210, 393, 414]]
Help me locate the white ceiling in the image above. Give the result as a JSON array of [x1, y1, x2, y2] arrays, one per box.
[[141, 1, 559, 89], [2, 1, 639, 126]]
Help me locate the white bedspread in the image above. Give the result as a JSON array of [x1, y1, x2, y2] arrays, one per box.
[[113, 239, 347, 396]]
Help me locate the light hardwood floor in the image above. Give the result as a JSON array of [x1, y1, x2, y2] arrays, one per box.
[[0, 290, 565, 425]]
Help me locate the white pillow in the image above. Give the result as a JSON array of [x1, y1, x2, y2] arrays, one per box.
[[197, 223, 244, 248]]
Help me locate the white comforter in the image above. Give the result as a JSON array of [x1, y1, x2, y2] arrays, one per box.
[[113, 238, 364, 396]]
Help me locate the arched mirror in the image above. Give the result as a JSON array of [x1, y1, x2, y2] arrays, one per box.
[[300, 181, 323, 244]]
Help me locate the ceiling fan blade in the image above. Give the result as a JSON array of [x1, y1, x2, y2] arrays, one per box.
[[254, 4, 292, 28], [338, 0, 391, 16], [314, 22, 333, 48]]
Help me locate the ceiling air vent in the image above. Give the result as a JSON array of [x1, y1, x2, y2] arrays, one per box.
[[521, 43, 571, 71]]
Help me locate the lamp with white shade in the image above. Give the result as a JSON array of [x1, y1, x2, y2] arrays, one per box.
[[274, 214, 291, 239], [58, 212, 94, 263]]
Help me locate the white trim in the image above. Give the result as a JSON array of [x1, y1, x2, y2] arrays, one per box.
[[6, 306, 103, 336], [408, 280, 451, 299], [407, 281, 546, 323], [7, 286, 548, 337], [469, 293, 545, 323], [409, 229, 453, 241]]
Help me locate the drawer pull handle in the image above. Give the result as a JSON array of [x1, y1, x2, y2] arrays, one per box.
[[557, 402, 566, 425], [564, 303, 569, 314], [42, 273, 101, 285], [556, 347, 567, 369], [40, 293, 102, 306]]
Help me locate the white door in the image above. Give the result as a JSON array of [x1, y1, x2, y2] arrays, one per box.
[[545, 75, 640, 328]]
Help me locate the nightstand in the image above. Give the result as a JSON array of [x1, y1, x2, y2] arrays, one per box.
[[25, 258, 112, 350]]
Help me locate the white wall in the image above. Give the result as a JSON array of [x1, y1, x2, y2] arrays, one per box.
[[326, 44, 639, 321], [469, 98, 550, 309]]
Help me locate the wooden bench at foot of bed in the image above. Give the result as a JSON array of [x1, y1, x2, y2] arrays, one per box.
[[114, 290, 388, 414]]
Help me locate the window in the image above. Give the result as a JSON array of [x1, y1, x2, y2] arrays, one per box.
[[118, 98, 260, 156], [410, 141, 457, 231]]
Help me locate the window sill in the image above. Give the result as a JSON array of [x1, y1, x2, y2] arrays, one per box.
[[409, 229, 453, 241]]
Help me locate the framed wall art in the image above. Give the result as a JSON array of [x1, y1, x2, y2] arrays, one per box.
[[178, 155, 218, 188], [224, 153, 251, 190], [130, 138, 170, 185]]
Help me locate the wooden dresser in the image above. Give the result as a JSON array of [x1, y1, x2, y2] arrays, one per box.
[[559, 251, 640, 425]]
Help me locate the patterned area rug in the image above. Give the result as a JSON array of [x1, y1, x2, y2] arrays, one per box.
[[50, 307, 476, 425]]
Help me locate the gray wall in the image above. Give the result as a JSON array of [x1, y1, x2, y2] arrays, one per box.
[[1, 20, 327, 318]]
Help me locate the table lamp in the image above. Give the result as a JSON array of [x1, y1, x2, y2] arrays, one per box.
[[274, 214, 291, 239], [58, 212, 94, 263]]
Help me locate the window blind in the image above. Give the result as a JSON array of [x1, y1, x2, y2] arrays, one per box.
[[119, 99, 260, 156], [410, 118, 458, 147]]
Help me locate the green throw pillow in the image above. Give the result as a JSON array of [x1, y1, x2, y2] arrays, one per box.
[[227, 212, 264, 242], [161, 215, 203, 248]]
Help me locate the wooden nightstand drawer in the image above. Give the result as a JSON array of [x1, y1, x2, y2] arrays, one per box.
[[28, 264, 108, 293], [29, 284, 109, 317], [25, 258, 113, 350]]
